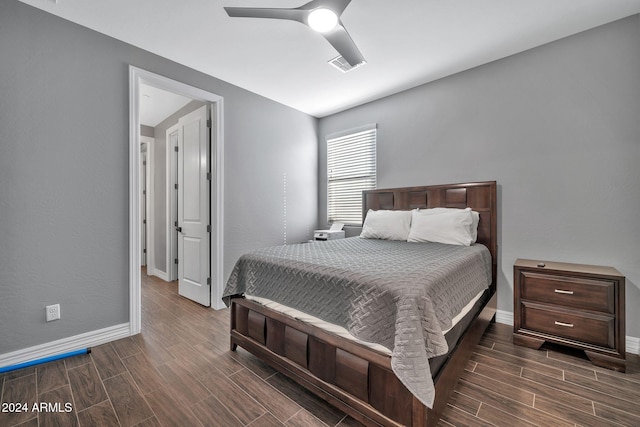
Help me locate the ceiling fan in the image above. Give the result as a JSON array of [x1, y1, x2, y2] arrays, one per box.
[[224, 0, 365, 67]]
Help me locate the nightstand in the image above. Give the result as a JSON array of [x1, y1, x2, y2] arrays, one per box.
[[513, 259, 625, 372]]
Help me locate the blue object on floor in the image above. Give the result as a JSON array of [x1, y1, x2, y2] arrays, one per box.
[[0, 348, 91, 374]]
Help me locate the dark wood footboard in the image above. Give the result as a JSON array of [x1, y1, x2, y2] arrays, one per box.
[[230, 291, 497, 426]]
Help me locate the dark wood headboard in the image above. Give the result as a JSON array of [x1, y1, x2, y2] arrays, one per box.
[[363, 181, 497, 290]]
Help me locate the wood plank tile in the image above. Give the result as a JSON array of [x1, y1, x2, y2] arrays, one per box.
[[493, 340, 598, 379], [473, 361, 595, 413], [190, 342, 245, 377], [191, 395, 244, 427], [594, 402, 640, 426], [110, 337, 142, 359], [155, 360, 211, 406], [91, 343, 127, 381], [266, 373, 345, 427], [120, 352, 167, 396], [565, 370, 640, 405], [521, 368, 640, 417], [37, 359, 68, 395], [475, 402, 539, 427], [335, 415, 366, 427], [284, 409, 327, 427], [534, 395, 621, 427], [38, 384, 79, 427], [129, 333, 176, 367], [165, 343, 222, 378], [201, 372, 266, 424], [144, 388, 203, 427], [469, 351, 522, 376], [456, 379, 574, 427], [229, 368, 301, 423], [103, 372, 154, 427], [67, 362, 108, 411], [475, 345, 564, 379], [77, 400, 119, 427], [596, 367, 640, 388], [448, 390, 480, 416], [64, 352, 92, 370], [440, 404, 495, 427], [247, 412, 286, 427], [12, 417, 39, 427], [0, 374, 37, 426], [229, 346, 278, 379], [169, 319, 212, 346], [459, 369, 535, 406], [144, 321, 184, 348], [2, 367, 36, 381], [132, 416, 162, 427]]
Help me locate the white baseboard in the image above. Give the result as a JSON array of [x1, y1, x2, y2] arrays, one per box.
[[493, 310, 639, 355], [153, 268, 170, 282], [495, 309, 513, 326], [0, 323, 131, 368], [626, 335, 640, 355]]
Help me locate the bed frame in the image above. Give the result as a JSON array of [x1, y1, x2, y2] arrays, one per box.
[[229, 181, 497, 426]]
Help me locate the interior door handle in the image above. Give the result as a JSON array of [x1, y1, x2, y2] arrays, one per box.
[[176, 226, 182, 233]]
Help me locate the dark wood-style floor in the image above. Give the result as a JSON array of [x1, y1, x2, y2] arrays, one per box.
[[1, 271, 639, 427]]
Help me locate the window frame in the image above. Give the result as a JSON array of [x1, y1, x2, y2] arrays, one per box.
[[326, 123, 377, 226]]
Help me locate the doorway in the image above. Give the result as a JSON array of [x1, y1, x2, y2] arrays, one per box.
[[140, 136, 155, 273], [128, 66, 226, 336]]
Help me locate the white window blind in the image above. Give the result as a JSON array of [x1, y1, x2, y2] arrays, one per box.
[[327, 124, 377, 225]]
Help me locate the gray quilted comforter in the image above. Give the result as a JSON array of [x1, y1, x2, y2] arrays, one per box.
[[223, 237, 492, 408]]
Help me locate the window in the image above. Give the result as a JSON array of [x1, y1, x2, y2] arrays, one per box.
[[327, 124, 377, 225]]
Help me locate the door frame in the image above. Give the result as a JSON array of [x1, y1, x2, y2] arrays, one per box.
[[166, 123, 180, 282], [128, 66, 226, 335], [140, 136, 155, 275]]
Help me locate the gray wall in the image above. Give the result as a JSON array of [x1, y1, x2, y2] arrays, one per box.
[[140, 125, 154, 138], [0, 0, 317, 354], [318, 16, 640, 339]]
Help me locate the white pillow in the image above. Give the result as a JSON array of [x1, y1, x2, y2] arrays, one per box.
[[407, 208, 477, 246], [360, 209, 412, 241], [411, 207, 480, 243]]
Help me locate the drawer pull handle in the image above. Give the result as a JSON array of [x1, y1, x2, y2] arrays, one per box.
[[554, 289, 574, 295], [554, 321, 574, 328]]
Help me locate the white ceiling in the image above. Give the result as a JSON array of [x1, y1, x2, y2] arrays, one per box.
[[19, 0, 640, 118], [139, 84, 192, 127]]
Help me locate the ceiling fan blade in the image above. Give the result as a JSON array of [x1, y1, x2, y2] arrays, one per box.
[[224, 7, 306, 23], [323, 23, 365, 66], [297, 0, 352, 15]]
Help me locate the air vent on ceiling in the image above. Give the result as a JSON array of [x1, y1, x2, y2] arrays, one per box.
[[328, 55, 366, 73]]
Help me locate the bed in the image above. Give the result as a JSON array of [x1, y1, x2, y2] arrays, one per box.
[[224, 181, 497, 426]]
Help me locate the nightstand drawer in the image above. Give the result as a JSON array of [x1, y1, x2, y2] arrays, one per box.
[[521, 302, 614, 348], [519, 271, 615, 313]]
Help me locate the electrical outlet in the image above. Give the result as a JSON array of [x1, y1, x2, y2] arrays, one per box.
[[46, 304, 60, 322]]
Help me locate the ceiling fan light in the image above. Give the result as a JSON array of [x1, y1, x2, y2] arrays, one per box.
[[307, 8, 338, 33]]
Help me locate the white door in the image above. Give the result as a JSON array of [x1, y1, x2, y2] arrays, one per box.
[[177, 105, 210, 306]]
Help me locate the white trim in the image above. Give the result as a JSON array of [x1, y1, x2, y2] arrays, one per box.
[[211, 100, 226, 310], [166, 123, 180, 282], [141, 136, 155, 276], [129, 67, 142, 334], [153, 268, 170, 282], [129, 66, 225, 326], [0, 323, 130, 368], [495, 309, 513, 326], [626, 335, 640, 355]]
